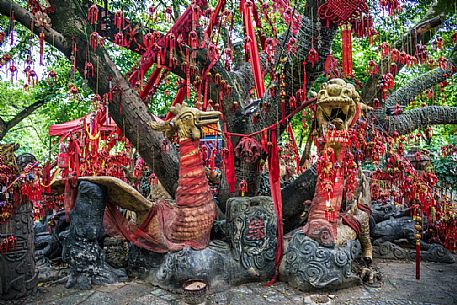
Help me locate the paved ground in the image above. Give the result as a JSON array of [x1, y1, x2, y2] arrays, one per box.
[[5, 260, 457, 305]]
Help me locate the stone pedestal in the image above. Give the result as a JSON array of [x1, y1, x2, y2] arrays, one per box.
[[280, 231, 361, 290], [0, 202, 38, 300]]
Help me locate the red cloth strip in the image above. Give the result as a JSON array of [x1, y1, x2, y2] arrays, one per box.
[[223, 123, 236, 192], [206, 0, 226, 37], [139, 67, 166, 101], [165, 86, 187, 121], [266, 128, 284, 285]]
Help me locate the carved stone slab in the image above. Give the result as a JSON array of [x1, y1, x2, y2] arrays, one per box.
[[280, 231, 361, 290], [0, 202, 38, 300]]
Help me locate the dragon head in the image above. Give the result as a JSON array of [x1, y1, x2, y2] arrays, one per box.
[[149, 102, 221, 141], [316, 78, 371, 133]]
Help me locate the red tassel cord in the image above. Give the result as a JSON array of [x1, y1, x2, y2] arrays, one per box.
[[239, 179, 248, 197], [9, 12, 14, 45]]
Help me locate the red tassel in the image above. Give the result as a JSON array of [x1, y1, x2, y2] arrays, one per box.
[[88, 4, 99, 24], [39, 32, 45, 65], [223, 127, 236, 193], [341, 23, 353, 77], [114, 11, 124, 30], [302, 60, 307, 98]]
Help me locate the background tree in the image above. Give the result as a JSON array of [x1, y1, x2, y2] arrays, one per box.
[[0, 0, 455, 231]]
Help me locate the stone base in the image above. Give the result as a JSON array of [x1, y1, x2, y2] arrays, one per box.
[[145, 240, 275, 292], [373, 241, 455, 263], [280, 231, 361, 291]]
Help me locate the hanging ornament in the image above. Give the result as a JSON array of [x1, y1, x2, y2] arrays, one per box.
[[239, 179, 248, 197], [390, 62, 398, 75], [381, 0, 402, 15], [415, 43, 428, 64], [366, 59, 378, 76], [188, 31, 199, 50], [88, 4, 99, 25], [90, 32, 100, 51], [318, 0, 368, 28], [390, 48, 400, 62], [287, 37, 297, 55], [9, 61, 17, 82], [114, 32, 126, 47], [68, 83, 79, 100], [84, 62, 94, 78], [437, 56, 447, 70], [164, 6, 173, 23], [307, 48, 319, 68], [341, 23, 353, 77], [351, 13, 373, 38], [367, 27, 378, 46], [114, 10, 124, 30], [27, 69, 38, 87], [265, 37, 275, 61], [379, 42, 390, 57], [324, 54, 340, 79], [47, 70, 57, 84], [39, 31, 45, 65], [435, 37, 443, 50]]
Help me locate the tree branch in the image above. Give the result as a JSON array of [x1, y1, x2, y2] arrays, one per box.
[[5, 99, 46, 131], [385, 64, 456, 108], [380, 106, 457, 135]]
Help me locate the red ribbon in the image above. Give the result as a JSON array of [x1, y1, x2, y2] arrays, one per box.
[[242, 1, 265, 98]]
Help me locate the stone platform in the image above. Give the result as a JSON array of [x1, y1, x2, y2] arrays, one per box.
[[6, 259, 457, 305]]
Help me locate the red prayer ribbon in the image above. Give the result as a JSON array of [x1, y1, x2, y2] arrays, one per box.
[[266, 128, 284, 285], [242, 1, 265, 98]]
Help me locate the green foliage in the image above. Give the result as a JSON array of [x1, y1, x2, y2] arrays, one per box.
[[432, 155, 457, 188]]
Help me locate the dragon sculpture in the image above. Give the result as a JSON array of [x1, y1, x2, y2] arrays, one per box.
[[54, 103, 221, 253], [143, 102, 221, 250], [303, 78, 373, 261]]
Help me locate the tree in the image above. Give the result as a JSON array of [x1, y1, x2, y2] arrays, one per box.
[[0, 0, 455, 231]]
